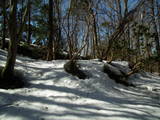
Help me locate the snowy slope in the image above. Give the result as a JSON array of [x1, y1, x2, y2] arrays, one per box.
[[0, 49, 160, 120]]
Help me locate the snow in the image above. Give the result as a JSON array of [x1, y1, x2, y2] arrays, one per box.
[[0, 49, 160, 120]]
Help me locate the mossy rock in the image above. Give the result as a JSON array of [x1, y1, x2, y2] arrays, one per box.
[[64, 61, 87, 79]]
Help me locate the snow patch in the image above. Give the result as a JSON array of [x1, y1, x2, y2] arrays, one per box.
[[0, 49, 160, 120]]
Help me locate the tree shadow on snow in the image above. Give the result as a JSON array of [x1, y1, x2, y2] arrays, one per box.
[[0, 83, 160, 120]]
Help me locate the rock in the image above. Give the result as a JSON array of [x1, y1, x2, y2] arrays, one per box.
[[64, 60, 87, 79], [103, 63, 134, 86]]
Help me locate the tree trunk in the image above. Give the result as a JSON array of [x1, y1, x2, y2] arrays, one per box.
[[116, 0, 122, 22], [54, 0, 62, 59], [92, 12, 99, 58], [1, 0, 6, 49], [47, 0, 54, 61], [67, 1, 72, 59], [150, 0, 160, 75], [19, 0, 24, 42], [21, 0, 24, 25], [124, 0, 131, 61], [27, 0, 31, 44], [156, 0, 160, 75], [1, 0, 18, 81], [89, 8, 98, 58]]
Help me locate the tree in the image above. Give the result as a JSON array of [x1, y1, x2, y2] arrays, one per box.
[[150, 0, 160, 74], [103, 0, 145, 60], [1, 0, 18, 82], [54, 0, 62, 59], [0, 0, 29, 87], [1, 0, 7, 49], [27, 0, 32, 44], [47, 0, 54, 60]]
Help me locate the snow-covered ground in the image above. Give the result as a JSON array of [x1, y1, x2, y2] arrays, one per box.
[[0, 49, 160, 120]]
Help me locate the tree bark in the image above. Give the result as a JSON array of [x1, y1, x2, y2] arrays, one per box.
[[156, 0, 160, 75], [27, 0, 31, 44], [47, 0, 54, 61], [1, 0, 18, 81], [124, 0, 131, 61], [1, 0, 6, 49], [54, 0, 62, 59], [116, 0, 122, 22], [150, 0, 160, 75], [67, 1, 72, 59], [91, 10, 99, 58], [21, 0, 24, 25]]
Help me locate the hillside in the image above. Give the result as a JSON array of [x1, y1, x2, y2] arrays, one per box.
[[0, 49, 160, 120]]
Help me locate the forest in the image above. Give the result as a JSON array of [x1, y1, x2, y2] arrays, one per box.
[[0, 0, 160, 120]]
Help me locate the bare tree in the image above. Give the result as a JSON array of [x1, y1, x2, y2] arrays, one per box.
[[103, 0, 145, 60]]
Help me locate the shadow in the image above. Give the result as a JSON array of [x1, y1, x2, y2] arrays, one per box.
[[0, 50, 160, 120], [0, 90, 160, 120], [29, 83, 160, 107]]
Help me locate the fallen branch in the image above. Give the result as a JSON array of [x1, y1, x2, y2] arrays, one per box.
[[103, 63, 133, 86], [103, 61, 142, 86], [126, 62, 142, 76], [70, 42, 87, 61]]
